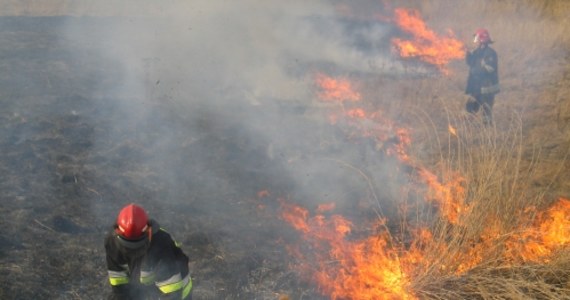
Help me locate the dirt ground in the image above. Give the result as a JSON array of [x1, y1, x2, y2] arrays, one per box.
[[0, 14, 568, 300]]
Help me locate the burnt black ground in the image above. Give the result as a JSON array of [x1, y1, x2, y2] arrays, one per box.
[[0, 17, 407, 300], [0, 16, 293, 300]]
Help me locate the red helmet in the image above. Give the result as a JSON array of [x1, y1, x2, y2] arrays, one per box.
[[115, 204, 149, 249], [473, 28, 492, 44]]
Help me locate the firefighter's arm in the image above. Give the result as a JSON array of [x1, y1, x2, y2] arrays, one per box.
[[105, 239, 132, 299], [153, 238, 193, 300], [107, 272, 132, 300], [154, 260, 193, 300], [481, 52, 497, 73], [107, 265, 133, 299], [156, 274, 193, 300]]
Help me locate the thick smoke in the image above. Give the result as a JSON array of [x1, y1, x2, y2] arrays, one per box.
[[23, 0, 566, 248], [57, 0, 404, 227]]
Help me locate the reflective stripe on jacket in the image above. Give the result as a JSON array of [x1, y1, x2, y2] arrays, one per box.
[[105, 219, 192, 299]]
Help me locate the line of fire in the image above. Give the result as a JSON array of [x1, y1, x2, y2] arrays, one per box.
[[264, 7, 569, 300]]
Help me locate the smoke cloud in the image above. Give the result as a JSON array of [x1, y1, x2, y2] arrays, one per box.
[[54, 0, 406, 226]]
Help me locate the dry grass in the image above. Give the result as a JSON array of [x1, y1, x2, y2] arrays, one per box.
[[416, 257, 570, 300], [373, 1, 570, 299], [403, 111, 570, 299]]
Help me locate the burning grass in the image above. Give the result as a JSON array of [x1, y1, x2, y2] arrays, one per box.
[[286, 25, 570, 293], [409, 115, 570, 299], [280, 108, 570, 299]]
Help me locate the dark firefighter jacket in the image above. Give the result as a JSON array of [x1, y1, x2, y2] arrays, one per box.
[[105, 219, 192, 300], [465, 45, 500, 97]]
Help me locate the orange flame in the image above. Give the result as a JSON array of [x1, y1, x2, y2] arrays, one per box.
[[417, 168, 468, 224], [257, 189, 270, 198], [345, 108, 366, 118], [323, 108, 413, 163], [506, 197, 570, 262], [305, 70, 570, 298], [313, 75, 459, 226], [280, 199, 418, 300], [449, 198, 570, 272], [386, 127, 412, 162], [281, 197, 570, 298], [314, 73, 361, 102], [448, 125, 457, 136], [392, 8, 465, 72], [283, 82, 570, 291], [316, 202, 336, 214]]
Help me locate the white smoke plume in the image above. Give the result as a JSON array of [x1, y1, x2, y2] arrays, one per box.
[[55, 0, 403, 223]]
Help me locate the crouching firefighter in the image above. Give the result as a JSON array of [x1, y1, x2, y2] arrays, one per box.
[[105, 203, 193, 300]]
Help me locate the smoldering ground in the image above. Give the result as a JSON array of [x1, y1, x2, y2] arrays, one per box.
[[2, 1, 568, 299], [0, 1, 413, 299], [56, 1, 411, 225]]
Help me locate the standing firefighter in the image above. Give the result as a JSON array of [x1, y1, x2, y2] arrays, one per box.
[[465, 28, 500, 125], [105, 204, 193, 300]]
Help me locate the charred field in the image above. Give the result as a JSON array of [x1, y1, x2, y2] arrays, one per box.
[[0, 16, 405, 299], [0, 17, 285, 299], [1, 2, 570, 300]]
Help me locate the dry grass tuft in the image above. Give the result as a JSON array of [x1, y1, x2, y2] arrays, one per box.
[[417, 256, 570, 300], [404, 110, 570, 299]]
